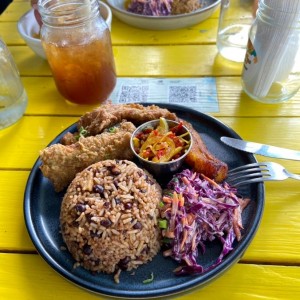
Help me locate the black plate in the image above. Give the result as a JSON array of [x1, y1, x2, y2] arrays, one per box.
[[24, 103, 264, 299]]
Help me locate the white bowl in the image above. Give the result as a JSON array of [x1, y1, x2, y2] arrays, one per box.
[[106, 0, 220, 30], [17, 1, 113, 59]]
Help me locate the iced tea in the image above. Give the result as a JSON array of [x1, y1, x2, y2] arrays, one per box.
[[43, 33, 116, 105]]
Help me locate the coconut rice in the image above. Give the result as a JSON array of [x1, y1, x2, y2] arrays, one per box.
[[60, 159, 162, 282]]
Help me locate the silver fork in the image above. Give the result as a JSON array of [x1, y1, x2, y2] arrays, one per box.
[[226, 162, 300, 186]]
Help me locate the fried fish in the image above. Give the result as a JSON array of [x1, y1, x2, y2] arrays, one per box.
[[40, 121, 136, 192], [61, 103, 177, 144]]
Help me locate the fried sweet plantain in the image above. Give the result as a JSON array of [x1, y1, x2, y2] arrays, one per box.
[[182, 120, 228, 182]]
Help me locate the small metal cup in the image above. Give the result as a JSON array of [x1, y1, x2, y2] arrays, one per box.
[[130, 119, 193, 178]]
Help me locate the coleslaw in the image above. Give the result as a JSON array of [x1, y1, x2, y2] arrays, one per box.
[[159, 168, 250, 275]]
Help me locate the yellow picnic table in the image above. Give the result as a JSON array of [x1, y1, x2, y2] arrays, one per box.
[[1, 1, 300, 299]]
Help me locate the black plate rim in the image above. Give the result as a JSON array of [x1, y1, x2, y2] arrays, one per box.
[[24, 103, 265, 298]]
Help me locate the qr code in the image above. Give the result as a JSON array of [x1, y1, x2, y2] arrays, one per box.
[[169, 86, 197, 103], [118, 85, 149, 103]]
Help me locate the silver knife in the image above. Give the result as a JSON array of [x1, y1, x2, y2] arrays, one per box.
[[220, 136, 300, 161]]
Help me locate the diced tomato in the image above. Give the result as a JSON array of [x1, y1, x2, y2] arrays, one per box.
[[136, 131, 151, 141], [142, 148, 152, 159], [156, 149, 166, 159], [142, 128, 153, 134], [170, 122, 183, 134], [153, 129, 159, 136], [135, 133, 144, 140], [168, 132, 175, 139], [173, 137, 184, 148]]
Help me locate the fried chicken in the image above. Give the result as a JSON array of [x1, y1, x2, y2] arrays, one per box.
[[40, 121, 136, 192]]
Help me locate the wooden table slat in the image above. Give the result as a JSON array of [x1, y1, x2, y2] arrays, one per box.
[[0, 19, 220, 46], [1, 253, 300, 300], [1, 116, 300, 169], [17, 76, 300, 118]]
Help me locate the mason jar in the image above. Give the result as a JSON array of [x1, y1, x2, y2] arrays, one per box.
[[38, 0, 116, 105], [216, 0, 257, 63], [242, 0, 300, 103], [0, 37, 28, 129]]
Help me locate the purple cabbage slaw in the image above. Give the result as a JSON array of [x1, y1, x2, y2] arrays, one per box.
[[127, 0, 173, 16], [160, 169, 250, 275]]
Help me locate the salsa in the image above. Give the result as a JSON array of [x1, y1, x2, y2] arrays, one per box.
[[132, 118, 191, 163]]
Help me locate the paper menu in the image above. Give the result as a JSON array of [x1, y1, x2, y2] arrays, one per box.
[[110, 77, 219, 113]]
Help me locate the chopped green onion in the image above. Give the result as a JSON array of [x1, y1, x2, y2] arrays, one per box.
[[164, 190, 174, 197], [79, 126, 88, 136], [108, 126, 117, 133], [142, 272, 154, 284], [75, 126, 88, 140], [158, 219, 168, 229], [159, 201, 165, 208]]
